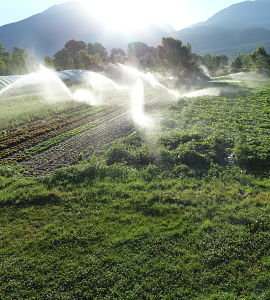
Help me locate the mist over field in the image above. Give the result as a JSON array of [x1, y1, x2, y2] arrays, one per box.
[[0, 1, 270, 299]]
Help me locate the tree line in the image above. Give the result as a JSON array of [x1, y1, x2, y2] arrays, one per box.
[[200, 46, 270, 76], [44, 37, 207, 85], [0, 45, 38, 76], [230, 46, 270, 73], [1, 39, 270, 80]]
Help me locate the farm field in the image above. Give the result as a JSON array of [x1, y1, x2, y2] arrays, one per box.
[[0, 87, 171, 175], [0, 80, 270, 299]]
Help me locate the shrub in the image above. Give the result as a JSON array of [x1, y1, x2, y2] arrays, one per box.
[[175, 148, 210, 169], [141, 165, 160, 182], [233, 142, 270, 172], [106, 144, 131, 165], [130, 147, 154, 167], [160, 131, 202, 150]]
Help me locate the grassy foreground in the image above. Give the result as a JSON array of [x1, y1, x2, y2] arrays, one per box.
[[0, 87, 270, 299]]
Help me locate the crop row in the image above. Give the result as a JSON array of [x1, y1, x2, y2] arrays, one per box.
[[21, 107, 134, 175], [20, 90, 175, 175], [0, 104, 103, 148], [0, 104, 88, 142], [1, 88, 176, 173], [3, 105, 129, 166], [0, 104, 121, 162]]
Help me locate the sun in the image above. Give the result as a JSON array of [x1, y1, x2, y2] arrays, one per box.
[[80, 0, 166, 33]]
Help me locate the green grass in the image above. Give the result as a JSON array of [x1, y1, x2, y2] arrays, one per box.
[[0, 160, 269, 299], [0, 84, 270, 299], [163, 88, 270, 172]]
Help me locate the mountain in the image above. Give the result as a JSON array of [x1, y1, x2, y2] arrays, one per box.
[[200, 0, 270, 29], [0, 2, 172, 58], [175, 26, 270, 56], [174, 0, 270, 56], [1, 0, 270, 59]]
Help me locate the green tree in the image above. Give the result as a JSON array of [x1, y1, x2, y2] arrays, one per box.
[[89, 53, 103, 71], [231, 53, 253, 73], [44, 56, 55, 68], [128, 42, 150, 61], [75, 49, 88, 69], [139, 53, 156, 69], [110, 48, 126, 64], [158, 38, 193, 71], [54, 48, 72, 70], [65, 40, 86, 69], [157, 37, 205, 83], [1, 51, 11, 75], [65, 40, 86, 58], [0, 45, 7, 75], [87, 43, 107, 61], [230, 47, 270, 73], [9, 47, 36, 74], [53, 40, 86, 70], [250, 46, 270, 73], [67, 57, 74, 70], [0, 56, 6, 75], [77, 51, 103, 71], [200, 54, 229, 76], [0, 44, 6, 57], [231, 54, 245, 72], [53, 41, 106, 71]]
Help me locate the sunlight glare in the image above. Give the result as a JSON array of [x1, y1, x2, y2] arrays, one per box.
[[80, 0, 171, 32]]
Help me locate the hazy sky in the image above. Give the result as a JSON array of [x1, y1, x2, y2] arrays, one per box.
[[0, 0, 246, 30]]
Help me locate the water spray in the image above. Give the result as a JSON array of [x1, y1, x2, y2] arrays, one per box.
[[130, 79, 154, 129], [118, 64, 180, 98], [0, 65, 73, 100]]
